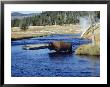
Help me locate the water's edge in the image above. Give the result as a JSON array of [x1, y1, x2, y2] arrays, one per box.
[[11, 34, 100, 77]]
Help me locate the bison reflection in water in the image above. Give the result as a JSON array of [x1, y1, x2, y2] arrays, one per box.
[[48, 52, 73, 61], [48, 41, 72, 53]]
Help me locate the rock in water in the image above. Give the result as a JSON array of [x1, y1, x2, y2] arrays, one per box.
[[23, 44, 48, 50], [48, 41, 72, 52]]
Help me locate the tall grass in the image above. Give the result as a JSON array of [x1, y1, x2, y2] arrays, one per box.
[[76, 23, 100, 56], [75, 44, 100, 56]]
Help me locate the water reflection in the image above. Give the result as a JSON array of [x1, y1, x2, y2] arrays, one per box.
[[76, 55, 100, 63], [48, 52, 73, 61]]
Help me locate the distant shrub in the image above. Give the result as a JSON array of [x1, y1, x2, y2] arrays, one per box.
[[20, 18, 29, 31], [20, 23, 29, 31], [75, 44, 100, 56]]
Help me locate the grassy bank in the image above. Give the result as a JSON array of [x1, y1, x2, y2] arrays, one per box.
[[75, 23, 100, 56], [11, 25, 81, 40], [75, 44, 100, 56]]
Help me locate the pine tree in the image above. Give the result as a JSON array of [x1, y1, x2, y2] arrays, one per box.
[[20, 17, 29, 31]]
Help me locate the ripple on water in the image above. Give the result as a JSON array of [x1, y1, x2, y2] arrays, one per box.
[[11, 34, 99, 77]]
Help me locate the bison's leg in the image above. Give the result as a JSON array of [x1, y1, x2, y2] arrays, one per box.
[[48, 42, 54, 50], [67, 45, 72, 53]]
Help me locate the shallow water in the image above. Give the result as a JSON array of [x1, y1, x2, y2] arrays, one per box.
[[11, 34, 100, 77]]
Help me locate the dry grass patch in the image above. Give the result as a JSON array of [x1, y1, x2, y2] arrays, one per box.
[[75, 44, 100, 56], [11, 25, 81, 40]]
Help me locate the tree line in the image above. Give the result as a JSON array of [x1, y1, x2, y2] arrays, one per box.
[[11, 11, 100, 30]]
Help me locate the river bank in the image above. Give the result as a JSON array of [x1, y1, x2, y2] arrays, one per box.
[[11, 24, 100, 56], [75, 23, 100, 56], [11, 25, 81, 40]]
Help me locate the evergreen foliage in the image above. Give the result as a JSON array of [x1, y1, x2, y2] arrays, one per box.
[[11, 11, 100, 30]]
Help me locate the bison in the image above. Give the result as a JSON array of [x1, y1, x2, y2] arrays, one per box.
[[48, 41, 72, 52]]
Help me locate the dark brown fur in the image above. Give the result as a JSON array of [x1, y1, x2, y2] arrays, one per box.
[[48, 41, 72, 52]]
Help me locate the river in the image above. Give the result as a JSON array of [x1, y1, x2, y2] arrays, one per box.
[[11, 34, 100, 77]]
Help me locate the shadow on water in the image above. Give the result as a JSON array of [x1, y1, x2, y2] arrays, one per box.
[[48, 51, 73, 61]]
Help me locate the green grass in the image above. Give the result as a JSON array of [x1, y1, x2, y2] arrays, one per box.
[[75, 44, 100, 56]]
